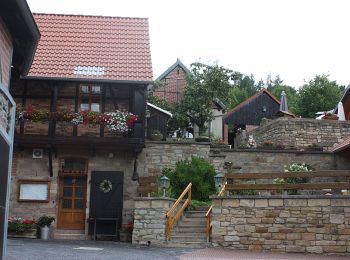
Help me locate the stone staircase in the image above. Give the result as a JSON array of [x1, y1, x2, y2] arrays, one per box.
[[53, 229, 86, 240], [168, 208, 209, 248]]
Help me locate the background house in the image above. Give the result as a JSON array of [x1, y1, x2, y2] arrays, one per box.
[[335, 85, 350, 120], [153, 59, 226, 139], [9, 13, 152, 240], [223, 88, 280, 146], [0, 0, 39, 257]]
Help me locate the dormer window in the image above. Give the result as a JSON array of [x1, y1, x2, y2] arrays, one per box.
[[79, 84, 101, 112]]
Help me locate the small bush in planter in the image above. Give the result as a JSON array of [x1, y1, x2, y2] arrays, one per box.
[[37, 215, 55, 227], [8, 217, 36, 233], [164, 156, 216, 201], [274, 163, 313, 195]]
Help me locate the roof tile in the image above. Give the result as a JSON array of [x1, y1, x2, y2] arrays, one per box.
[[27, 13, 153, 82]]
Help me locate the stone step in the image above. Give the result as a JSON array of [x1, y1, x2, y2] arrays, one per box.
[[174, 225, 206, 233], [53, 229, 86, 240], [191, 206, 210, 212], [170, 234, 207, 243], [54, 229, 85, 234], [180, 218, 206, 224], [184, 211, 207, 218]]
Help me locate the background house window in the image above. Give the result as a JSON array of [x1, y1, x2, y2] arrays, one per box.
[[79, 85, 101, 112]]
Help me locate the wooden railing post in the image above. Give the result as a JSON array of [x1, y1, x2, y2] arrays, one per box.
[[165, 182, 192, 240]]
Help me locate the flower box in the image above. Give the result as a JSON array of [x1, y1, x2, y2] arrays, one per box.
[[8, 229, 37, 239]]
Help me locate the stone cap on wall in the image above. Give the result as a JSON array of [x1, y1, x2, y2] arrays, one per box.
[[134, 197, 177, 209], [211, 195, 350, 199]]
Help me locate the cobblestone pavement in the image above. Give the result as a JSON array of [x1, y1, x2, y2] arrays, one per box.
[[5, 239, 350, 260]]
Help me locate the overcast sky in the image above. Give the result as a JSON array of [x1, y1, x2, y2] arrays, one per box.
[[27, 0, 350, 88]]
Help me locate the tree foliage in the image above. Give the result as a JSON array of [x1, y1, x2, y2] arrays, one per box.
[[227, 74, 263, 109], [266, 75, 298, 114], [182, 62, 235, 134], [295, 75, 344, 118]]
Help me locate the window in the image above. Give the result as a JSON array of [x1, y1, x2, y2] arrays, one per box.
[[60, 158, 88, 174], [79, 85, 101, 112]]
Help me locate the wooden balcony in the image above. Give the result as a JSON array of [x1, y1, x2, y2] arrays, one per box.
[[15, 121, 145, 151]]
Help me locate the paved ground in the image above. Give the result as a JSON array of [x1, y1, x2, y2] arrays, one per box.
[[5, 239, 350, 260]]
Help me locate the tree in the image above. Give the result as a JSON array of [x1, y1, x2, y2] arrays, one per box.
[[227, 74, 263, 109], [266, 75, 298, 114], [295, 75, 344, 118], [183, 62, 235, 135]]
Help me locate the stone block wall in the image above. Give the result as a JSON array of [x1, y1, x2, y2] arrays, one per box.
[[133, 197, 175, 246], [238, 117, 350, 151], [141, 141, 210, 176], [211, 196, 350, 255]]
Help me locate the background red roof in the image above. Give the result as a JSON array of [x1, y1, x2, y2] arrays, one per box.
[[27, 13, 153, 82]]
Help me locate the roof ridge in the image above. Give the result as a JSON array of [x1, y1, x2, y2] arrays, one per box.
[[33, 12, 148, 20]]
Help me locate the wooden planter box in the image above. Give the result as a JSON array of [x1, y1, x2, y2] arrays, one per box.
[[8, 229, 37, 239], [323, 115, 338, 120]]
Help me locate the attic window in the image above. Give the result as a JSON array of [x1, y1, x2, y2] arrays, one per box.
[[74, 66, 105, 76]]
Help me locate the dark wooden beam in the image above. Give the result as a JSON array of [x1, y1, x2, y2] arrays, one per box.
[[12, 95, 129, 101], [20, 81, 27, 134], [100, 85, 106, 137], [48, 148, 53, 177], [73, 83, 79, 136], [48, 84, 58, 137]]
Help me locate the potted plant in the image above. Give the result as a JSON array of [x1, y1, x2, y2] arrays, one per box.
[[119, 220, 133, 242], [37, 215, 55, 240], [150, 129, 163, 141], [322, 112, 338, 120]]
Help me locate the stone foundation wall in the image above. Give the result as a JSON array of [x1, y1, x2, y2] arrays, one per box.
[[132, 197, 175, 246], [237, 117, 350, 151], [211, 196, 350, 254]]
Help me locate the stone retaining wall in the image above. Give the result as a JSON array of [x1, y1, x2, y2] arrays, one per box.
[[237, 117, 350, 151], [132, 197, 175, 246], [211, 196, 350, 255], [141, 141, 210, 176]]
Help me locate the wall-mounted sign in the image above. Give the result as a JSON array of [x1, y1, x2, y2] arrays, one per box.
[[18, 180, 50, 202]]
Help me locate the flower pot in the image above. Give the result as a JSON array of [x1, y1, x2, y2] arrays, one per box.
[[40, 225, 50, 240]]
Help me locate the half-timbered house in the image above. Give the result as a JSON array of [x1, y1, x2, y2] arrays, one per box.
[[9, 13, 153, 240]]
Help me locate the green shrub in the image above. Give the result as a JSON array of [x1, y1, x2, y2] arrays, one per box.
[[164, 156, 216, 201]]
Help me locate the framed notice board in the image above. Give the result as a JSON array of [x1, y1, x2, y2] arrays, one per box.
[[18, 180, 50, 202]]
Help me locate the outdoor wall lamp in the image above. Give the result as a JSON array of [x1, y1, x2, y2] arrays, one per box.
[[159, 175, 170, 197], [262, 106, 267, 112], [214, 172, 225, 191]]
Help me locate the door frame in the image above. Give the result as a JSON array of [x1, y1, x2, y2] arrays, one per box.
[[57, 173, 88, 229]]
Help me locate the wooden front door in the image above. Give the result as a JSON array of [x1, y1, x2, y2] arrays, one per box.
[[58, 175, 87, 229]]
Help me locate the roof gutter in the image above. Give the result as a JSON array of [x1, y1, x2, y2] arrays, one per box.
[[14, 0, 41, 75]]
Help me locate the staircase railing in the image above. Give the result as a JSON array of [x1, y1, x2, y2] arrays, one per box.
[[205, 206, 212, 242], [206, 181, 226, 242], [165, 182, 192, 240]]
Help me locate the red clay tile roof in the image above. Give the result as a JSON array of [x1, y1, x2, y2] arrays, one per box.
[[332, 135, 350, 153], [27, 13, 153, 82], [223, 88, 280, 120]]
